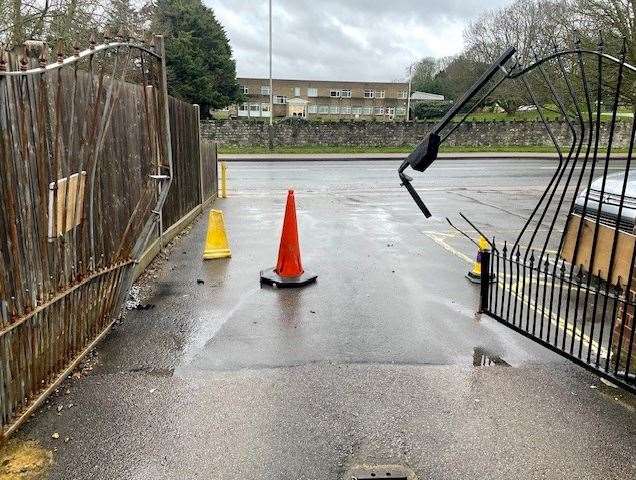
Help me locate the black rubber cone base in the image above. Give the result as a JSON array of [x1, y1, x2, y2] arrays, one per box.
[[260, 267, 317, 288], [466, 271, 496, 284]]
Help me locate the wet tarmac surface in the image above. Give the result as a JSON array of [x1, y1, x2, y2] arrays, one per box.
[[12, 159, 636, 479]]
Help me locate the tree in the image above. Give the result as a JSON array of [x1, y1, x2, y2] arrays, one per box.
[[463, 0, 573, 113], [462, 0, 635, 113], [434, 53, 487, 101], [46, 0, 106, 49], [572, 0, 635, 63], [105, 0, 142, 38], [412, 100, 453, 120], [465, 0, 571, 65], [152, 0, 240, 114], [411, 57, 450, 95], [0, 0, 118, 49]]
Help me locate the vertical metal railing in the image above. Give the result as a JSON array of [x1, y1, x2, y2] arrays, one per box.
[[402, 40, 636, 392], [482, 244, 635, 392]]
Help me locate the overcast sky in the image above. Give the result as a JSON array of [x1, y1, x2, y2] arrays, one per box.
[[207, 0, 511, 82]]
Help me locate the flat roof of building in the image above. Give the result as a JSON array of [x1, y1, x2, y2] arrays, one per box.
[[238, 77, 408, 86]]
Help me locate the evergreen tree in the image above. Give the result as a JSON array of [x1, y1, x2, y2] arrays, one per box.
[[105, 0, 141, 38], [153, 0, 240, 115]]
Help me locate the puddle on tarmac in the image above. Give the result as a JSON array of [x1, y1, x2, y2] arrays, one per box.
[[472, 346, 510, 367], [0, 440, 52, 479]]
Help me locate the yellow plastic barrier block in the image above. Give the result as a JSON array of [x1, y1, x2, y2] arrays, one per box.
[[203, 209, 231, 260]]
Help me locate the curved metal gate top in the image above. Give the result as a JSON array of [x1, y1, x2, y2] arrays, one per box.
[[0, 35, 172, 436], [400, 40, 636, 392]]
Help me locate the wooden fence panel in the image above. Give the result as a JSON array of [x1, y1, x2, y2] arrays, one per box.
[[0, 58, 163, 434], [201, 141, 218, 202], [162, 97, 202, 229]]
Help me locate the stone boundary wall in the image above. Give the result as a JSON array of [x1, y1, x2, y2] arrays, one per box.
[[201, 118, 632, 149]]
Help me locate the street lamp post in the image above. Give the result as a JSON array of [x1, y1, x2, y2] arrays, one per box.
[[406, 63, 413, 122], [269, 0, 273, 126]]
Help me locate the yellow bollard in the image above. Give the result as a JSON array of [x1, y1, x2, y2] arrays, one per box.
[[219, 161, 228, 198], [203, 209, 231, 259], [466, 236, 490, 283]]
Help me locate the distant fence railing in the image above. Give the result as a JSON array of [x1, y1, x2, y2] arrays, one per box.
[[0, 37, 216, 438]]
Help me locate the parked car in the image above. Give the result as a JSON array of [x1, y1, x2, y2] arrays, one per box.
[[573, 171, 636, 232]]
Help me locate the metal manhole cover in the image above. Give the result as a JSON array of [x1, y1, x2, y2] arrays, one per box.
[[347, 464, 417, 480]]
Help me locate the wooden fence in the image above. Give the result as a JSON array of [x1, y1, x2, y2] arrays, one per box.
[[0, 37, 216, 438], [201, 140, 218, 202], [157, 99, 218, 233]]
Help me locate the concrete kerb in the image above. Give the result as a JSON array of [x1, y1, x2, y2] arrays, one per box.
[[219, 152, 630, 162]]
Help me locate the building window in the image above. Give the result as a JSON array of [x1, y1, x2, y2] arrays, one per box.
[[238, 103, 248, 111], [261, 103, 271, 112], [363, 106, 373, 115], [374, 106, 384, 115], [398, 91, 408, 99], [329, 105, 339, 114], [274, 95, 288, 104], [308, 104, 318, 114], [307, 87, 318, 97], [293, 87, 301, 97], [341, 106, 351, 114], [387, 107, 395, 115], [352, 106, 363, 115], [330, 90, 341, 98], [396, 107, 407, 115], [240, 85, 249, 95], [249, 104, 260, 112], [363, 90, 375, 98], [341, 89, 352, 98], [377, 90, 385, 99], [318, 105, 329, 114], [261, 85, 271, 95]]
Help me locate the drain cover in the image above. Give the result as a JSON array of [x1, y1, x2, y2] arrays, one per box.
[[348, 464, 416, 480]]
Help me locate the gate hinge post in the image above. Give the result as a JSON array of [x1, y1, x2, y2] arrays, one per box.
[[479, 249, 491, 313]]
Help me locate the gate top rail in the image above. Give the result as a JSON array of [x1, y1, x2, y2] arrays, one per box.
[[508, 48, 636, 77], [0, 39, 161, 76]]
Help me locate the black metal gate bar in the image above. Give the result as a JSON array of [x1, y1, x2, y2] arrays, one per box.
[[480, 248, 636, 394]]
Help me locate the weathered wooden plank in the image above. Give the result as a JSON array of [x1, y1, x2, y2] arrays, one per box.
[[561, 213, 636, 285]]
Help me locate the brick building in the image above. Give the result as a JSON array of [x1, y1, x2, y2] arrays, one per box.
[[233, 77, 412, 121]]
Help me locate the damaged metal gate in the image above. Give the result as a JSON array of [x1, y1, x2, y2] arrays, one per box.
[[0, 35, 173, 437], [400, 41, 636, 392]]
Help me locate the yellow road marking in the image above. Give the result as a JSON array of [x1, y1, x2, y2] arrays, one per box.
[[423, 229, 607, 357]]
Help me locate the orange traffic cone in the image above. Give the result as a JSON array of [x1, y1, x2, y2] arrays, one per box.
[[260, 190, 317, 288]]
